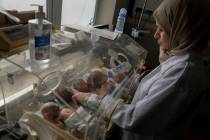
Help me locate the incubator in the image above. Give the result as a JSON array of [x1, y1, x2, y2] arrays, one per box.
[[0, 27, 147, 140]]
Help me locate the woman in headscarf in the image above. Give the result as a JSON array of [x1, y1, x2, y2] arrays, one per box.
[[72, 0, 210, 139], [156, 0, 210, 63]]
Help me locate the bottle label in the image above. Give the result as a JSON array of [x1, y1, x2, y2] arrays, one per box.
[[115, 17, 125, 33], [34, 33, 50, 60]]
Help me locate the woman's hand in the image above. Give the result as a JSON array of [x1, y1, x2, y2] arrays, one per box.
[[53, 120, 64, 129], [59, 108, 75, 121], [71, 88, 91, 104]]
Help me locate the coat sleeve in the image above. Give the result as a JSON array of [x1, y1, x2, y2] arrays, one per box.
[[111, 64, 200, 133]]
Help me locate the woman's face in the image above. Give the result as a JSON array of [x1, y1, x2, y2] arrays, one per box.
[[154, 22, 170, 51]]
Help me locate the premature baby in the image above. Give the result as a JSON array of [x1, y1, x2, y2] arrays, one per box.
[[87, 70, 115, 96], [40, 102, 91, 138], [40, 102, 73, 129], [55, 86, 75, 106], [72, 79, 90, 92]]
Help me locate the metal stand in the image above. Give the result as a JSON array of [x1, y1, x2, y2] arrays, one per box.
[[131, 0, 150, 38]]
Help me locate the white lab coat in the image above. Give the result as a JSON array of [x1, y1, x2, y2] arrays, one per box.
[[111, 53, 209, 140]]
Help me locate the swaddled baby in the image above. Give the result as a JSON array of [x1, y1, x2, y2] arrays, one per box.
[[40, 102, 74, 125], [40, 102, 91, 138], [72, 79, 90, 92], [41, 85, 92, 134], [87, 70, 116, 96], [87, 69, 130, 102]]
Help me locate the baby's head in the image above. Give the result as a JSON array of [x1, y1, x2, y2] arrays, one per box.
[[40, 102, 66, 129], [72, 79, 90, 92], [87, 70, 108, 91], [55, 86, 74, 105], [40, 102, 60, 122]]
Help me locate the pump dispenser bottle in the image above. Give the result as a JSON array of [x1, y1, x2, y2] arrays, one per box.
[[28, 4, 52, 67]]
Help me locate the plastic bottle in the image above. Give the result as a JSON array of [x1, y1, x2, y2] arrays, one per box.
[[90, 28, 99, 43], [28, 4, 52, 65], [107, 66, 123, 81], [107, 69, 115, 80], [114, 8, 127, 33]]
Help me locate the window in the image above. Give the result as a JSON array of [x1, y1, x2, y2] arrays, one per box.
[[0, 0, 98, 27], [0, 0, 46, 12]]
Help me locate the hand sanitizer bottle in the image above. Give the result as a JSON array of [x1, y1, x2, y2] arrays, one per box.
[[28, 4, 52, 66]]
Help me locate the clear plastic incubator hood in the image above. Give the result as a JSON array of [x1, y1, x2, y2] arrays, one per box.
[[0, 29, 147, 140]]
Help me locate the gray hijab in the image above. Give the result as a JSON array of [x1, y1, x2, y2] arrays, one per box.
[[153, 0, 210, 55]]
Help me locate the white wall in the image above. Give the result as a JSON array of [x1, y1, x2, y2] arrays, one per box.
[[95, 0, 116, 25], [61, 0, 97, 26]]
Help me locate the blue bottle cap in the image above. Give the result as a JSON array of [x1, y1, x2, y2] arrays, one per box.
[[107, 70, 113, 78], [119, 8, 127, 16]]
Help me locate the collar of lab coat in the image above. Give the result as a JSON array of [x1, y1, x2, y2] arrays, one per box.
[[160, 53, 190, 74]]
